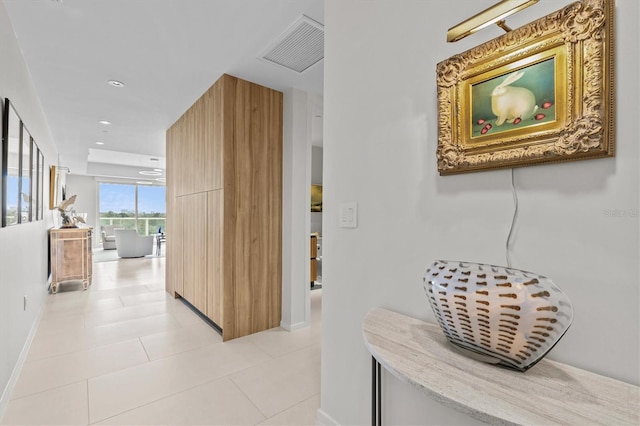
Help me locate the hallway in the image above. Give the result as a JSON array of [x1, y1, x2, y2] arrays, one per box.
[[1, 257, 321, 425]]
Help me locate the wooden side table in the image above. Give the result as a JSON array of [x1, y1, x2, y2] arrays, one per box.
[[49, 227, 92, 293], [310, 234, 318, 286]]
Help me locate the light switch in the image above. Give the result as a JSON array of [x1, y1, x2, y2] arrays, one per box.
[[338, 202, 357, 228]]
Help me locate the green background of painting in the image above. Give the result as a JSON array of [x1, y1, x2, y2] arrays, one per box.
[[471, 58, 555, 138]]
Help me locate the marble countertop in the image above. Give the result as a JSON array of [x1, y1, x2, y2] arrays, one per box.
[[363, 307, 639, 425]]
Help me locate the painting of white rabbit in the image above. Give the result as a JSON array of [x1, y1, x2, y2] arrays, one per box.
[[471, 58, 555, 138]]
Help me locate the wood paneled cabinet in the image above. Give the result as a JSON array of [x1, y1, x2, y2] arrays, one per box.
[[166, 74, 282, 341], [49, 228, 92, 293]]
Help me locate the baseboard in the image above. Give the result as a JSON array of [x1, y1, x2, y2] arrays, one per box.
[[317, 408, 340, 426], [279, 319, 310, 331], [0, 301, 45, 421]]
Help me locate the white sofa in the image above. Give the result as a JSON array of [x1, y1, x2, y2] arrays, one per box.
[[114, 229, 154, 258]]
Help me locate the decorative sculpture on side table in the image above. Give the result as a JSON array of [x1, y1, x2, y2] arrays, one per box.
[[423, 260, 573, 372], [54, 194, 85, 228]]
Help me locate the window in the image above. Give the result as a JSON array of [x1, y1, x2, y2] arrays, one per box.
[[98, 182, 165, 236], [137, 185, 166, 235]]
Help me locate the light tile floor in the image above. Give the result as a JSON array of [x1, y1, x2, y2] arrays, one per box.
[[1, 257, 322, 425]]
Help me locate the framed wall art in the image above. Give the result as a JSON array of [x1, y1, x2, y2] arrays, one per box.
[[2, 98, 21, 226], [436, 0, 615, 175], [311, 184, 322, 212], [49, 165, 57, 210], [38, 150, 44, 220], [30, 138, 38, 222], [2, 98, 45, 226], [20, 124, 31, 223]]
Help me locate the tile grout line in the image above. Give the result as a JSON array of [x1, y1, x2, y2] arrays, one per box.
[[221, 342, 321, 421], [227, 375, 269, 421], [86, 379, 90, 426], [139, 337, 151, 363], [6, 378, 88, 403], [260, 392, 321, 424]]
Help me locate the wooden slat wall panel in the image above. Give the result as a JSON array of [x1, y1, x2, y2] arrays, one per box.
[[172, 195, 184, 297], [226, 77, 282, 339], [178, 114, 188, 197], [180, 110, 193, 196], [184, 107, 195, 194], [207, 189, 223, 326], [182, 192, 207, 313], [221, 75, 237, 338], [192, 96, 207, 193], [178, 197, 192, 301], [204, 79, 224, 191]]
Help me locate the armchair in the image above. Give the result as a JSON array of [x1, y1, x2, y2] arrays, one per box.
[[114, 229, 154, 258], [101, 225, 122, 250]]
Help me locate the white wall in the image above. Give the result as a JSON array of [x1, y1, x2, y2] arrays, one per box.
[[65, 174, 98, 246], [312, 146, 323, 185], [0, 2, 58, 417], [281, 88, 313, 330], [320, 1, 639, 425]]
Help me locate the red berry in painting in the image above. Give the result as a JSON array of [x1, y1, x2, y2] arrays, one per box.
[[535, 113, 546, 120], [542, 101, 553, 109], [513, 117, 522, 124], [477, 118, 485, 125], [481, 127, 489, 135], [484, 123, 492, 130]]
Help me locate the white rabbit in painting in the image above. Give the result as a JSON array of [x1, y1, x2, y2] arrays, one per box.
[[491, 70, 538, 126]]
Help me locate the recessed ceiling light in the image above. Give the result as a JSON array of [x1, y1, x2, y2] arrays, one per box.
[[99, 120, 111, 125], [95, 141, 104, 145], [155, 177, 166, 182], [153, 169, 163, 172], [136, 181, 153, 185], [139, 170, 162, 176], [108, 80, 125, 88]]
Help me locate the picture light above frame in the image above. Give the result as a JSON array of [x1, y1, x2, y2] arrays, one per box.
[[437, 0, 615, 175], [447, 0, 539, 43]]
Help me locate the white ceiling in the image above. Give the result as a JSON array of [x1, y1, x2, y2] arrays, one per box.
[[3, 0, 324, 183]]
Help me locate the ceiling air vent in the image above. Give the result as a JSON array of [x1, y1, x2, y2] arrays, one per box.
[[260, 15, 324, 73]]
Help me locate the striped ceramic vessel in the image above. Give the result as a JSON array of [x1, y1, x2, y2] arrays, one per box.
[[423, 260, 573, 372]]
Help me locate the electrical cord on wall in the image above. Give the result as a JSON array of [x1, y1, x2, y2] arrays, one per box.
[[505, 168, 519, 268]]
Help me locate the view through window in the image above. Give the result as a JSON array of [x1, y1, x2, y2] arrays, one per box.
[[99, 183, 166, 236]]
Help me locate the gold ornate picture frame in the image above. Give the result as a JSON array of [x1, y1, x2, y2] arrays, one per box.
[[436, 0, 615, 175], [311, 184, 323, 212]]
